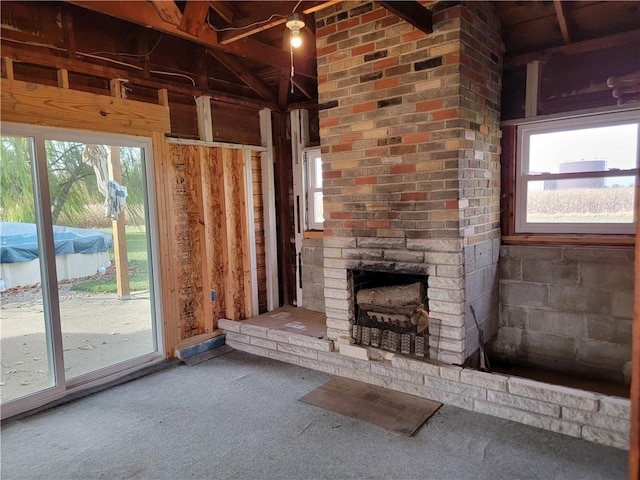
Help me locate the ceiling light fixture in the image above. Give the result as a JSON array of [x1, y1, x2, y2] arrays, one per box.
[[286, 13, 305, 48]]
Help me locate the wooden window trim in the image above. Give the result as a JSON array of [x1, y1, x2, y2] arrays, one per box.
[[500, 124, 637, 247]]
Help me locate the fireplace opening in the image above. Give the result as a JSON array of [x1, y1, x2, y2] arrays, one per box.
[[351, 270, 429, 359]]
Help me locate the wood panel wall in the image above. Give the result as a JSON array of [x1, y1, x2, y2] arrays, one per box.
[[161, 142, 266, 354]]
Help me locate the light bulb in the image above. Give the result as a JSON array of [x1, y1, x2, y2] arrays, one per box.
[[291, 29, 302, 48]]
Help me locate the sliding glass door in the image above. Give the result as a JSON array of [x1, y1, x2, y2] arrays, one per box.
[[0, 125, 162, 416]]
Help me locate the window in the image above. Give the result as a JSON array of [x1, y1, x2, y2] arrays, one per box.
[[304, 148, 324, 230], [515, 110, 639, 235]]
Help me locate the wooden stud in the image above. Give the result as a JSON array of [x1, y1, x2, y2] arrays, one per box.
[[107, 147, 131, 300], [149, 0, 183, 25], [290, 109, 304, 307], [630, 178, 640, 479], [553, 0, 571, 44], [157, 88, 169, 107], [3, 58, 14, 80], [525, 60, 540, 117], [179, 0, 209, 36], [195, 95, 214, 142], [57, 69, 70, 89], [244, 149, 259, 317], [259, 109, 279, 311]]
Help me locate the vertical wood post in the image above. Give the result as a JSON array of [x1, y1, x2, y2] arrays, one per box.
[[195, 95, 214, 142], [244, 149, 259, 317], [630, 177, 640, 478], [3, 58, 14, 80], [259, 109, 279, 311], [109, 79, 130, 299], [57, 69, 70, 89]]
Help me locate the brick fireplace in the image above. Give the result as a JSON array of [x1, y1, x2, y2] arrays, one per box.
[[316, 1, 503, 365]]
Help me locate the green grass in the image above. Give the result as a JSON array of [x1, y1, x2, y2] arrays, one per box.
[[71, 227, 150, 294]]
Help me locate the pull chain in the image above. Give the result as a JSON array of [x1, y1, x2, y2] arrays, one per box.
[[290, 44, 295, 94]]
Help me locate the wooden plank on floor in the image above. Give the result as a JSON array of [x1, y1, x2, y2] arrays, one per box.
[[299, 377, 442, 437]]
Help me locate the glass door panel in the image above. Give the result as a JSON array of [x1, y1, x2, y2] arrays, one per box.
[[0, 136, 56, 402], [44, 140, 156, 381]]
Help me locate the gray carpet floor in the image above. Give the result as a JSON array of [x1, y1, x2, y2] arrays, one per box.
[[1, 350, 628, 480]]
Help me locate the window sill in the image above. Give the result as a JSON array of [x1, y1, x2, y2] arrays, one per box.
[[303, 231, 324, 239], [502, 234, 634, 247]]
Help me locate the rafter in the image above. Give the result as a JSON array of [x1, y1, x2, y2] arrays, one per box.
[[67, 1, 316, 78], [553, 0, 571, 44], [218, 1, 340, 45], [149, 0, 182, 26], [209, 1, 235, 24], [179, 1, 210, 36], [378, 1, 433, 35], [206, 49, 276, 102]]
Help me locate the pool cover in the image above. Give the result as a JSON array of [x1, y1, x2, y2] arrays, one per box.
[[0, 222, 114, 264]]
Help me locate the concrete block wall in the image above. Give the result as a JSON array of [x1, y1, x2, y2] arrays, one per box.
[[495, 245, 634, 383], [302, 237, 326, 312], [315, 1, 503, 364], [219, 318, 630, 450]]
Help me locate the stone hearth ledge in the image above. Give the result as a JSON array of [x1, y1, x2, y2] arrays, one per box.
[[218, 318, 630, 450]]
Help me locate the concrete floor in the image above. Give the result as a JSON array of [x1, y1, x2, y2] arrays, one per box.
[[1, 350, 628, 480]]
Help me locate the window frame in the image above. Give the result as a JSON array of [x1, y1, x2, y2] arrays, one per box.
[[303, 147, 323, 231], [514, 109, 639, 236]]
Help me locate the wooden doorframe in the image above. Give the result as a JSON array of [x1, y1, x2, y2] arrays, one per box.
[[630, 180, 639, 479]]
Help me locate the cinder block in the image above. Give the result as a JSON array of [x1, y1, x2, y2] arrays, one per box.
[[582, 426, 628, 450], [460, 369, 508, 391], [218, 318, 241, 333], [522, 259, 578, 285], [576, 339, 631, 369], [521, 331, 577, 361], [527, 310, 584, 337], [507, 377, 599, 411], [500, 282, 548, 308], [474, 400, 581, 438], [487, 390, 560, 416], [585, 315, 632, 345], [548, 286, 611, 315], [499, 257, 522, 281], [612, 291, 634, 318]]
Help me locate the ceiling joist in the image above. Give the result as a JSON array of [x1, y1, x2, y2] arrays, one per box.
[[67, 1, 316, 78], [206, 49, 276, 102], [209, 1, 236, 25], [179, 1, 210, 37], [149, 0, 182, 26], [553, 0, 571, 44]]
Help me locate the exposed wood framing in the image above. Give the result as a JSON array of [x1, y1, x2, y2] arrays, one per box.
[[378, 1, 433, 34], [107, 147, 131, 300], [244, 149, 260, 317], [3, 58, 14, 80], [259, 109, 279, 311], [195, 95, 214, 142], [525, 60, 540, 117], [217, 1, 340, 45], [67, 1, 316, 78], [157, 88, 169, 106], [631, 180, 640, 479], [209, 1, 236, 24], [149, 0, 182, 26], [57, 69, 70, 89], [179, 0, 210, 36], [0, 78, 170, 135], [206, 49, 276, 102], [553, 0, 571, 44]]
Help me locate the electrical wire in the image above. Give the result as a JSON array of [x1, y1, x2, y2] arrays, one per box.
[[292, 0, 303, 13], [206, 13, 287, 32], [87, 33, 164, 58]]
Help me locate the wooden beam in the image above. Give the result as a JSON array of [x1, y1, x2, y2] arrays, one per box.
[[61, 6, 77, 59], [67, 1, 316, 78], [57, 69, 70, 89], [553, 0, 571, 44], [149, 0, 183, 26], [378, 1, 433, 35], [1, 78, 171, 135], [278, 69, 290, 111], [209, 1, 235, 24], [244, 149, 259, 317], [158, 88, 169, 106], [525, 60, 540, 117], [195, 95, 214, 142], [179, 0, 210, 36], [2, 44, 274, 109], [218, 1, 340, 45], [206, 49, 276, 102]]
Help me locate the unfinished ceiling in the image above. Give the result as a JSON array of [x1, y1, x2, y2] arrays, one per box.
[[1, 1, 638, 111]]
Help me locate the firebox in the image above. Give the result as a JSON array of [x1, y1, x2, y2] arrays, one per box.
[[351, 270, 429, 359]]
